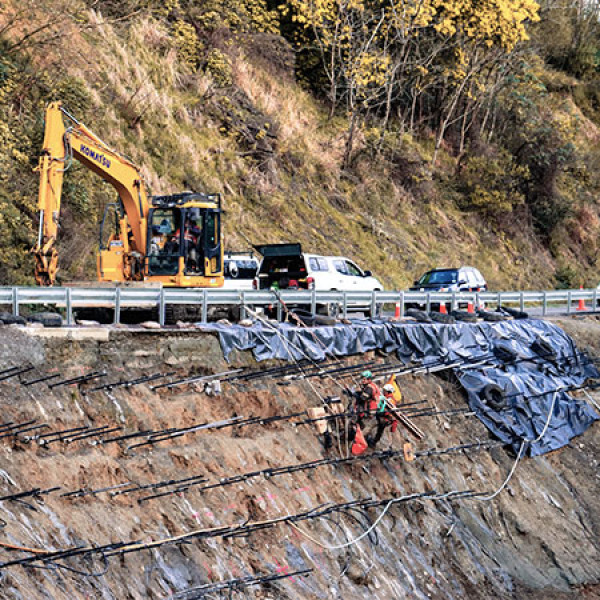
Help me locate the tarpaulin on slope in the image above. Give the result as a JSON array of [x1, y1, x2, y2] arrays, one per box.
[[200, 318, 598, 455]]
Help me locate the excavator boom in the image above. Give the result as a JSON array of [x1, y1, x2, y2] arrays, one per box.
[[33, 102, 223, 289], [34, 102, 149, 285]]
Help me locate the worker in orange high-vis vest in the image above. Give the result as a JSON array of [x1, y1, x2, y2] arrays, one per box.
[[355, 370, 381, 424], [349, 370, 380, 455]]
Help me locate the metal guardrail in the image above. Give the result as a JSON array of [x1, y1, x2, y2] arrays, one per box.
[[0, 286, 598, 326]]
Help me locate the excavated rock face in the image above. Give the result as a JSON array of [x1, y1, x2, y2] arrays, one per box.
[[0, 322, 598, 600]]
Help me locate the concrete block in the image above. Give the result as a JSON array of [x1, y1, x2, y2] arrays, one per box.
[[23, 327, 110, 342]]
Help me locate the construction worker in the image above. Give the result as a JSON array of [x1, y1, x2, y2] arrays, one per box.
[[355, 370, 381, 421], [366, 383, 399, 448], [183, 221, 199, 271], [346, 370, 378, 455], [385, 374, 403, 405], [150, 225, 165, 255], [352, 370, 383, 449], [164, 233, 180, 255]]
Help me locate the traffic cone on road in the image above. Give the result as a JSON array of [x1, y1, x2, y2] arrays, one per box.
[[394, 302, 401, 319], [467, 301, 475, 314], [440, 303, 448, 315], [577, 284, 587, 312]]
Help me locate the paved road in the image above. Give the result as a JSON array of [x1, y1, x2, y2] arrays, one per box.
[[375, 304, 600, 320]]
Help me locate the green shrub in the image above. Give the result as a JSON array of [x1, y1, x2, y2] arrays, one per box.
[[172, 20, 200, 69], [54, 76, 91, 116], [186, 0, 279, 35], [554, 264, 579, 289], [457, 149, 528, 216], [205, 49, 233, 87]]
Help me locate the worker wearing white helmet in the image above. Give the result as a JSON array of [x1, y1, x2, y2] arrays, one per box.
[[367, 382, 399, 448], [382, 382, 395, 396]]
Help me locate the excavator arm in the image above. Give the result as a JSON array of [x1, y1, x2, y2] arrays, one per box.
[[33, 102, 149, 285]]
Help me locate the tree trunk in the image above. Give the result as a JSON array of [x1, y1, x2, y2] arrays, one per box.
[[344, 110, 359, 169]]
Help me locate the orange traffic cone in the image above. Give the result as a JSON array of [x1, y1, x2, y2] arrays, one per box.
[[577, 284, 586, 311], [440, 303, 448, 314], [467, 301, 475, 314], [394, 302, 401, 319]]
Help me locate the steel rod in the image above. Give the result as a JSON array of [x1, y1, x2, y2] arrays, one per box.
[[48, 371, 107, 389], [21, 373, 61, 387]]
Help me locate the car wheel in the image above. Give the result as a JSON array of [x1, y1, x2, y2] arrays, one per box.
[[318, 302, 340, 319]]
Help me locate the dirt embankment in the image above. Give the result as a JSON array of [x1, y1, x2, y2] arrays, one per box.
[[0, 321, 598, 600]]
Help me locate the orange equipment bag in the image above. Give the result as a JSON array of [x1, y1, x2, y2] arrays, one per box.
[[351, 425, 368, 456]]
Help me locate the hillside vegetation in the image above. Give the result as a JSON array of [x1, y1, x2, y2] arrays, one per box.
[[0, 0, 599, 290]]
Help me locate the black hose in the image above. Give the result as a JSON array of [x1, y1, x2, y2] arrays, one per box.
[[24, 551, 110, 578]]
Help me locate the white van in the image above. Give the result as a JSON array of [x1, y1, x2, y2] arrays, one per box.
[[253, 244, 383, 315]]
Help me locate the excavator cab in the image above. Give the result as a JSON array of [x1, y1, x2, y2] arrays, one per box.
[[144, 192, 223, 286]]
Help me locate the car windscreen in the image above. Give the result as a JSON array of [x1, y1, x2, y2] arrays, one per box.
[[418, 270, 458, 285]]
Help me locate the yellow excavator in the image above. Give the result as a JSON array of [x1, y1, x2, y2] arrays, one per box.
[[33, 102, 224, 291]]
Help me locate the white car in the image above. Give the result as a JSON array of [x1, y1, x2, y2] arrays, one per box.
[[253, 244, 383, 315]]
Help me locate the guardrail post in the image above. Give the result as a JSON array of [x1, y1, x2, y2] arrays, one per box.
[[519, 292, 524, 313], [497, 292, 502, 309], [567, 291, 572, 315], [113, 287, 121, 325], [593, 287, 598, 311], [542, 291, 547, 317], [451, 291, 457, 312], [399, 291, 405, 318], [311, 290, 317, 316], [370, 291, 377, 318], [201, 289, 208, 323], [66, 288, 73, 326], [11, 287, 18, 317], [276, 296, 283, 322], [426, 292, 431, 313], [342, 292, 348, 318], [475, 292, 480, 311], [240, 292, 246, 321], [158, 289, 166, 327]]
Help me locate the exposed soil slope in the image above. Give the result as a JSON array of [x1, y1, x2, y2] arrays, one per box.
[[0, 321, 598, 599]]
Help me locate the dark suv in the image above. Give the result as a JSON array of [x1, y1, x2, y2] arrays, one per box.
[[409, 267, 487, 310], [411, 267, 487, 293]]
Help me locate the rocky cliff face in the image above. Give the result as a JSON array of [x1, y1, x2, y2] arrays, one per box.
[[0, 319, 598, 599]]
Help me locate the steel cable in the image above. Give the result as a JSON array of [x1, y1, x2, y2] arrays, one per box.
[[477, 390, 560, 502]]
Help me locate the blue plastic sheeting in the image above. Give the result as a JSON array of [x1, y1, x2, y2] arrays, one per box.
[[200, 318, 598, 456]]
